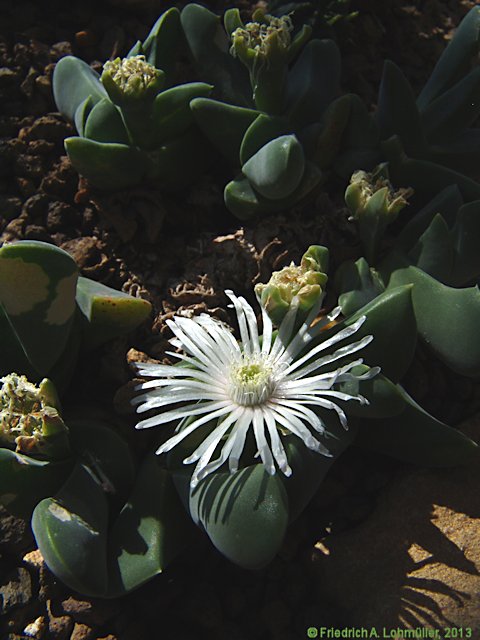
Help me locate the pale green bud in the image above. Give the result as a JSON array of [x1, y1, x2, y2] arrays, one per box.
[[345, 167, 413, 223], [255, 245, 329, 327], [0, 373, 69, 459]]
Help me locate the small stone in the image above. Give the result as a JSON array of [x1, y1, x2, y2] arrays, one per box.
[[23, 193, 49, 219], [50, 42, 73, 61], [70, 622, 94, 640], [46, 600, 73, 640], [24, 224, 51, 241], [59, 596, 118, 627], [23, 550, 44, 571], [0, 567, 32, 614], [46, 202, 78, 232], [14, 154, 44, 179], [23, 616, 45, 638]]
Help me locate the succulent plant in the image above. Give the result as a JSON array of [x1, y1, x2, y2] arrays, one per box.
[[0, 371, 193, 596], [375, 6, 480, 182], [53, 7, 213, 191], [182, 4, 375, 218], [31, 417, 194, 597], [268, 0, 358, 35], [336, 178, 480, 378], [0, 240, 151, 392]]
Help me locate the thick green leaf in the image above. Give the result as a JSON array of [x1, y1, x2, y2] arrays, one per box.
[[408, 213, 455, 283], [191, 97, 259, 165], [384, 136, 480, 203], [335, 258, 385, 317], [376, 61, 427, 156], [0, 304, 37, 379], [385, 265, 480, 376], [339, 93, 379, 150], [428, 129, 480, 176], [0, 449, 70, 519], [32, 463, 109, 596], [46, 306, 83, 395], [312, 95, 352, 168], [342, 285, 417, 383], [66, 418, 136, 510], [242, 135, 305, 200], [337, 366, 406, 419], [126, 40, 143, 58], [75, 276, 151, 350], [53, 56, 106, 122], [108, 456, 195, 595], [146, 127, 212, 190], [64, 137, 147, 190], [225, 160, 322, 219], [286, 39, 341, 127], [421, 67, 480, 140], [0, 241, 78, 375], [224, 175, 263, 220], [396, 184, 464, 251], [281, 414, 355, 522], [223, 8, 244, 35], [187, 464, 289, 569], [141, 7, 182, 81], [239, 114, 290, 165], [417, 5, 480, 110], [181, 4, 251, 106], [84, 99, 129, 145], [74, 96, 94, 137], [450, 200, 480, 285], [357, 386, 479, 466], [151, 82, 212, 144]]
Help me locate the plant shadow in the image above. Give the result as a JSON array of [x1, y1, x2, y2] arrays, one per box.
[[308, 416, 480, 629]]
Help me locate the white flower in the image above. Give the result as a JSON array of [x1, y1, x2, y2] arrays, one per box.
[[133, 290, 379, 489]]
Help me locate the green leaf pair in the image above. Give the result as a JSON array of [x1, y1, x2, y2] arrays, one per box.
[[0, 241, 151, 391], [30, 419, 194, 597]]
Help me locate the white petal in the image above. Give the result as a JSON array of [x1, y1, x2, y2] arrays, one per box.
[[263, 407, 291, 476], [284, 333, 373, 379], [194, 408, 252, 485], [225, 290, 251, 354], [253, 408, 275, 475], [154, 404, 233, 454], [136, 399, 230, 429]]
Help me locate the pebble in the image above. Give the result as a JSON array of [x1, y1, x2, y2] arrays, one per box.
[[0, 567, 32, 614]]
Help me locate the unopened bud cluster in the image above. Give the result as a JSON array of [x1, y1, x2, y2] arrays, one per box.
[[102, 55, 164, 104], [231, 15, 293, 57], [0, 373, 68, 458], [346, 169, 413, 221]]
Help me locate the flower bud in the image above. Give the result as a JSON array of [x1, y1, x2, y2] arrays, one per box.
[[101, 55, 164, 106], [345, 166, 413, 223], [345, 166, 414, 265], [230, 12, 294, 68], [255, 245, 329, 327], [0, 373, 70, 459]]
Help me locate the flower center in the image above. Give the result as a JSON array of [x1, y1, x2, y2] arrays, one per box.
[[229, 359, 276, 406]]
